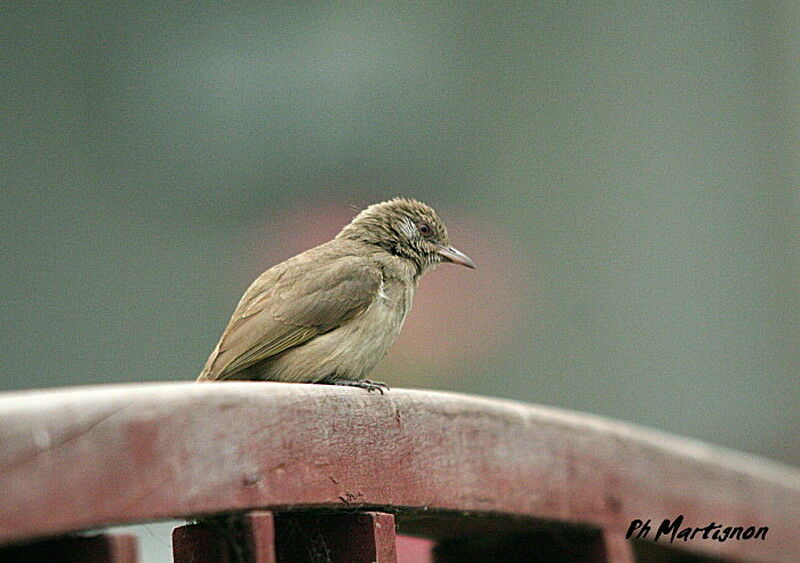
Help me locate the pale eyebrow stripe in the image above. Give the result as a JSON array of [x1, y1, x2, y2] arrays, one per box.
[[398, 217, 417, 239]]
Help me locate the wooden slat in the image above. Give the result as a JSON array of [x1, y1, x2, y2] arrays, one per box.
[[593, 530, 635, 563], [173, 521, 236, 563], [173, 511, 395, 562], [396, 535, 433, 562], [0, 382, 798, 562], [276, 511, 396, 562], [173, 511, 276, 563]]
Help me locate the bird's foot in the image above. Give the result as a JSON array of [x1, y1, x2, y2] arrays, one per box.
[[325, 378, 389, 395]]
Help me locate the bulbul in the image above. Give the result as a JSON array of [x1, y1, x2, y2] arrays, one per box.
[[197, 198, 475, 392]]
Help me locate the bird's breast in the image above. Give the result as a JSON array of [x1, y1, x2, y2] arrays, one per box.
[[259, 273, 414, 383], [335, 275, 412, 375]]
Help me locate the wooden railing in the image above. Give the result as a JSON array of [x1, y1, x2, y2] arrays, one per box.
[[0, 382, 797, 562]]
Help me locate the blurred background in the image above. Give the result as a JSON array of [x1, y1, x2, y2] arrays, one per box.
[[4, 3, 798, 559], [3, 0, 798, 493]]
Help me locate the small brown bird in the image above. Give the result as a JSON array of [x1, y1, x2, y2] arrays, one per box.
[[197, 198, 475, 392]]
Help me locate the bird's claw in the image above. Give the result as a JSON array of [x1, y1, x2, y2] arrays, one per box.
[[328, 378, 390, 395], [361, 379, 390, 394]]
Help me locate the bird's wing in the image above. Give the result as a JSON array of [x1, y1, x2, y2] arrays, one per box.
[[199, 252, 381, 381]]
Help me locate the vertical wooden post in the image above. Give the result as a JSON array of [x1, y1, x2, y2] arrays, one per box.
[[173, 511, 276, 563], [172, 522, 231, 563], [173, 511, 396, 562], [590, 529, 635, 563], [396, 535, 434, 562], [275, 511, 396, 563]]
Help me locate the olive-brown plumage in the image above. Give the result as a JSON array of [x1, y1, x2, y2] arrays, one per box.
[[197, 198, 475, 391]]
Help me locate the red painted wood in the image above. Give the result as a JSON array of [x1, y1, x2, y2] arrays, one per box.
[[276, 511, 396, 562], [173, 511, 394, 562], [173, 512, 276, 563], [245, 512, 278, 563], [396, 535, 433, 563], [0, 533, 138, 562], [0, 382, 798, 562], [173, 523, 233, 563], [592, 530, 635, 563]]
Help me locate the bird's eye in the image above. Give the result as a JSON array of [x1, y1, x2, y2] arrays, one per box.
[[417, 222, 432, 236]]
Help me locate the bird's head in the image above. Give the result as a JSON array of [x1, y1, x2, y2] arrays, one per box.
[[337, 198, 476, 274]]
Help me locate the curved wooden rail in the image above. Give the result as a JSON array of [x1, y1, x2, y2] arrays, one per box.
[[0, 382, 798, 561]]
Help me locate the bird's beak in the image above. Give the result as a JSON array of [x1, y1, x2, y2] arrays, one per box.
[[436, 244, 476, 269]]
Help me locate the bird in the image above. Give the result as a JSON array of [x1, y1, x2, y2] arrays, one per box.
[[197, 198, 475, 392]]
